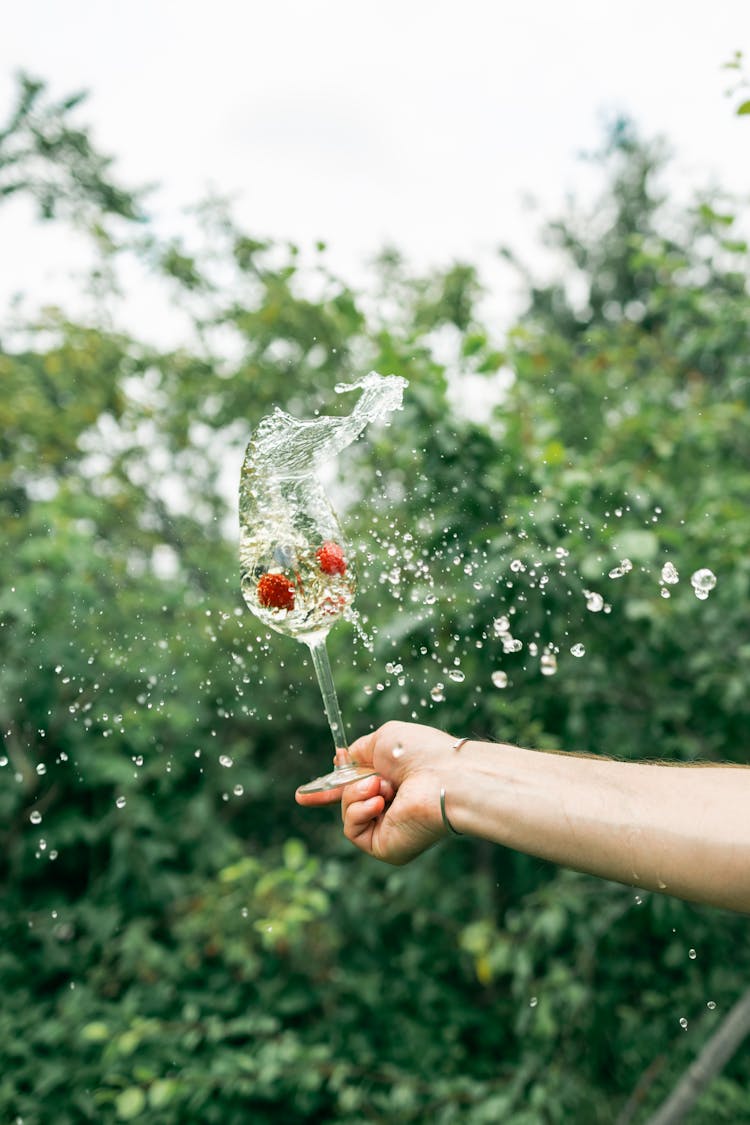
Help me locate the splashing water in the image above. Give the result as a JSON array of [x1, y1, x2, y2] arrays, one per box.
[[240, 373, 407, 643], [608, 558, 633, 580], [247, 373, 407, 480], [239, 372, 407, 792], [690, 568, 717, 600], [661, 561, 679, 585]]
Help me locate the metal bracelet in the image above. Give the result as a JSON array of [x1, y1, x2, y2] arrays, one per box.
[[440, 736, 471, 836], [440, 786, 461, 836]]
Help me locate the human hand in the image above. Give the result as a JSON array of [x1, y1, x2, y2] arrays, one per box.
[[295, 721, 460, 864]]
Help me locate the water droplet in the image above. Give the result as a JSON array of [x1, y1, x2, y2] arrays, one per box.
[[660, 587, 671, 598], [29, 811, 42, 825], [584, 591, 604, 612], [448, 669, 465, 683], [688, 948, 697, 959], [661, 561, 679, 585], [492, 616, 510, 636], [36, 763, 46, 776], [510, 559, 525, 573], [707, 1000, 716, 1010], [233, 784, 244, 797], [491, 670, 508, 689], [690, 568, 716, 599], [115, 796, 126, 809], [529, 996, 538, 1008], [430, 683, 445, 702], [609, 559, 632, 579], [392, 744, 404, 759], [679, 1017, 688, 1030], [219, 755, 234, 768], [570, 643, 586, 658], [540, 652, 557, 676]]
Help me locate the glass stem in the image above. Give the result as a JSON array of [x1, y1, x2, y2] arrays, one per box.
[[307, 638, 353, 769]]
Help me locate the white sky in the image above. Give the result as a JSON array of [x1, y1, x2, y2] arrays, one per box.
[[1, 0, 748, 340]]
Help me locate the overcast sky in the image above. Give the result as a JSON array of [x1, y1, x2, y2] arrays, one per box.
[[1, 1, 748, 339]]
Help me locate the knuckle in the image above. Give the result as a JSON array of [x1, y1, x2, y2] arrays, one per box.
[[378, 719, 406, 745]]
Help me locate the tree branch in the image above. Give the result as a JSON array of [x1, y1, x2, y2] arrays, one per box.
[[642, 987, 750, 1125]]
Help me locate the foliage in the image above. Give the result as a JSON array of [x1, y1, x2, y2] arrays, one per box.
[[1, 78, 750, 1123], [0, 72, 144, 228]]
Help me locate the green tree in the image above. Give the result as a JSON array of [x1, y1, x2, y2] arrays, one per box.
[[1, 77, 749, 1123]]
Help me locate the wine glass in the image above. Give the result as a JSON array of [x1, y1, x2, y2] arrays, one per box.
[[239, 469, 375, 794]]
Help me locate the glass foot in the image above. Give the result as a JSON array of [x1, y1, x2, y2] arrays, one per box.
[[297, 762, 376, 794]]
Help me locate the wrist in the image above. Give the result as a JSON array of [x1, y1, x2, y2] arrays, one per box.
[[438, 737, 490, 838]]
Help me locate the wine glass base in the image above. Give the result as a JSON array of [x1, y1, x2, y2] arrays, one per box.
[[297, 762, 376, 794]]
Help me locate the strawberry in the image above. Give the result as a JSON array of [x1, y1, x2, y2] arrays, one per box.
[[257, 572, 295, 611], [316, 541, 347, 576]]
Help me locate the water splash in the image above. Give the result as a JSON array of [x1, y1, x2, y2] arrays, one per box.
[[239, 373, 407, 645], [244, 372, 407, 480], [238, 372, 407, 793], [690, 568, 716, 600], [661, 561, 679, 585], [608, 559, 633, 580]]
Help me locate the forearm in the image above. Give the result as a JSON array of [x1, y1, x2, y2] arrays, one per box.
[[445, 742, 750, 913]]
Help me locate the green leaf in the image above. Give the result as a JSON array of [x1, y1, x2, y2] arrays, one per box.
[[736, 100, 750, 115], [283, 838, 307, 871], [115, 1087, 146, 1120], [148, 1079, 178, 1109], [611, 530, 659, 561]]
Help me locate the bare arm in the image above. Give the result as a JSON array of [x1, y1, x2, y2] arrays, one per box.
[[296, 721, 750, 914]]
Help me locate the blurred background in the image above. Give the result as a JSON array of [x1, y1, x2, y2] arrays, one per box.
[[2, 3, 750, 1122]]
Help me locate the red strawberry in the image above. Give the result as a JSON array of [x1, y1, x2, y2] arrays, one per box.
[[257, 572, 295, 611], [316, 541, 347, 576]]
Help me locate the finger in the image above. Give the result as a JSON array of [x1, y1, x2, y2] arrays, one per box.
[[341, 775, 381, 817], [346, 732, 376, 768], [344, 794, 385, 850], [295, 784, 346, 807], [379, 778, 396, 803]]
